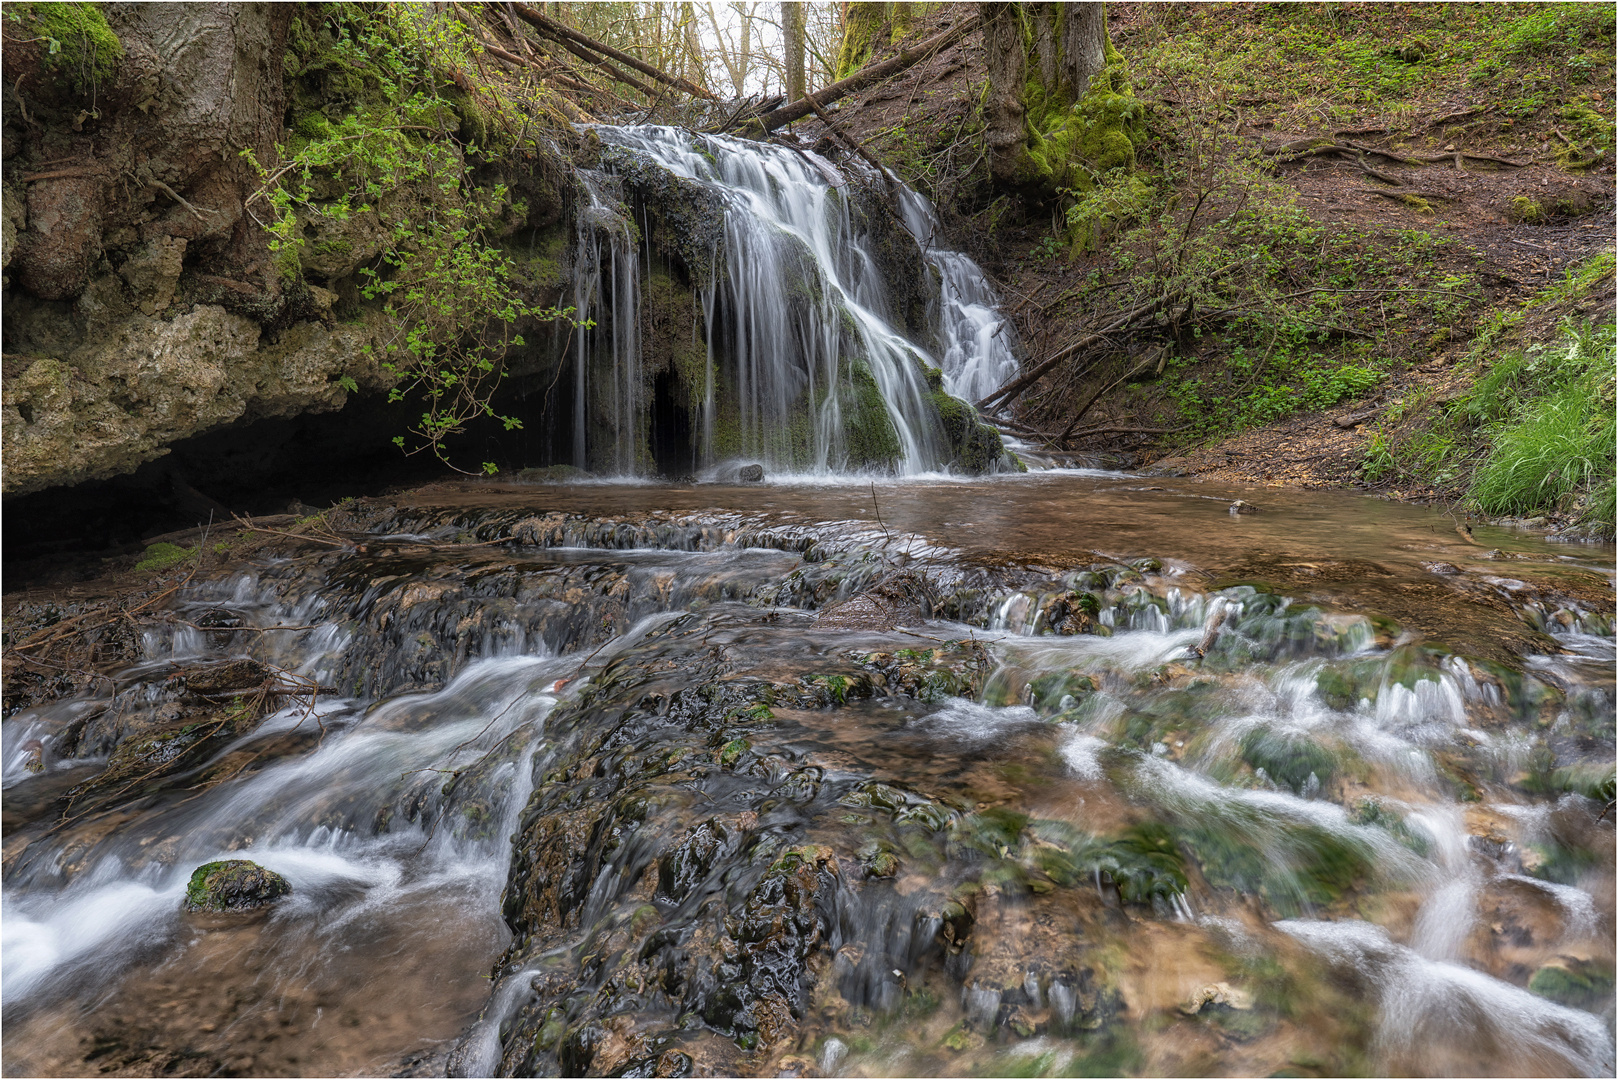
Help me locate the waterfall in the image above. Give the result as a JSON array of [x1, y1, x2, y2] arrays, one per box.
[[898, 187, 1021, 404], [566, 125, 1016, 477], [573, 169, 645, 474]]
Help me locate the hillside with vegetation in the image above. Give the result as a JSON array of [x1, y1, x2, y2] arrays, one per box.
[[834, 2, 1615, 536]]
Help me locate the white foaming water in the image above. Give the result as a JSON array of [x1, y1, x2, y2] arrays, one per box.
[[896, 187, 1021, 404], [449, 966, 543, 1078], [999, 627, 1202, 672], [1405, 806, 1478, 962], [1060, 732, 1109, 780], [1278, 918, 1614, 1076], [572, 167, 644, 474], [1132, 754, 1425, 905], [917, 698, 1040, 747], [573, 125, 1013, 476], [2, 653, 565, 1005]]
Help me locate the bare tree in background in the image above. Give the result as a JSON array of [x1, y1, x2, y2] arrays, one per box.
[[781, 2, 805, 100], [505, 0, 844, 104], [703, 2, 762, 98]]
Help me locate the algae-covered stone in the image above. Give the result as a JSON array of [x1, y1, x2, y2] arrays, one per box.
[[183, 859, 290, 912], [1527, 958, 1614, 1011]]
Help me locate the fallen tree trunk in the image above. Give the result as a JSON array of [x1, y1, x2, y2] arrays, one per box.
[[1057, 350, 1167, 444], [545, 33, 659, 98], [756, 13, 982, 132], [977, 295, 1165, 410], [510, 2, 717, 100]]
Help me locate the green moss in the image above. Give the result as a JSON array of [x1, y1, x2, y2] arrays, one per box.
[[1024, 819, 1188, 905], [1025, 670, 1098, 715], [1239, 726, 1336, 794], [928, 380, 1007, 473], [1559, 102, 1616, 152], [718, 737, 750, 767], [1099, 823, 1189, 904], [838, 357, 902, 470], [1527, 959, 1614, 1010], [836, 2, 889, 79], [1511, 196, 1548, 224], [1179, 816, 1371, 916], [12, 2, 123, 96], [183, 859, 291, 913], [1013, 25, 1146, 204], [273, 244, 304, 283], [525, 229, 567, 290], [135, 542, 197, 573], [311, 236, 354, 260]]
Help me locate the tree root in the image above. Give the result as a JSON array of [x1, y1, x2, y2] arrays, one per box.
[[1274, 138, 1526, 168], [1359, 187, 1457, 209], [149, 180, 218, 221]]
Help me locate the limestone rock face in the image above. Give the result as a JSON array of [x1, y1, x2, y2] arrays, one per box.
[[0, 3, 385, 496], [2, 306, 393, 495]]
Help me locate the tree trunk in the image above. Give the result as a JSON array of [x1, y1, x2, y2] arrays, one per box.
[[836, 2, 889, 78], [981, 2, 1028, 190], [981, 1, 1118, 193], [782, 1, 806, 101]]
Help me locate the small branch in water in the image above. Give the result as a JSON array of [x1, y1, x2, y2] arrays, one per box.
[[232, 513, 351, 548], [869, 482, 890, 545]]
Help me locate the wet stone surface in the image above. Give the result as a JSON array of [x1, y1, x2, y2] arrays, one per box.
[[1, 483, 1613, 1077]]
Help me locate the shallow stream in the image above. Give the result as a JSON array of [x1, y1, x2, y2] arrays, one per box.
[[3, 473, 1613, 1077]]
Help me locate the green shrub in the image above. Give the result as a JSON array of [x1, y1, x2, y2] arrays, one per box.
[[243, 6, 573, 474]]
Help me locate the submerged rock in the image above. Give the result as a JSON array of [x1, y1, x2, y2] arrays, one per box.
[[183, 859, 290, 912], [516, 464, 589, 483]]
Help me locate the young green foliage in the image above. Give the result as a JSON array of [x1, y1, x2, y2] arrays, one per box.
[[243, 6, 573, 474]]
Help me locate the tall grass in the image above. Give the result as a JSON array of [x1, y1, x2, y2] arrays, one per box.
[[1468, 321, 1616, 529]]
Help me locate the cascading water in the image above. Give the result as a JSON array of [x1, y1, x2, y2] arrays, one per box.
[[898, 187, 1021, 404], [3, 265, 1613, 1077], [565, 125, 1016, 476], [572, 169, 645, 474]]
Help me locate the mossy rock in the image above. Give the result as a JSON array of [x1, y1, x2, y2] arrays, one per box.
[[11, 2, 123, 99], [600, 142, 727, 280], [1527, 958, 1614, 1011], [838, 358, 903, 469], [183, 860, 291, 912], [1239, 726, 1336, 794], [930, 387, 1008, 473]]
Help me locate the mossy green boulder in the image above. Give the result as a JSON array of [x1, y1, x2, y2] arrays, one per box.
[[183, 859, 291, 913]]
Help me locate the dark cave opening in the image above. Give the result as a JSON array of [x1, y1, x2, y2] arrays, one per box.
[[1, 359, 586, 583], [650, 368, 694, 478]]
